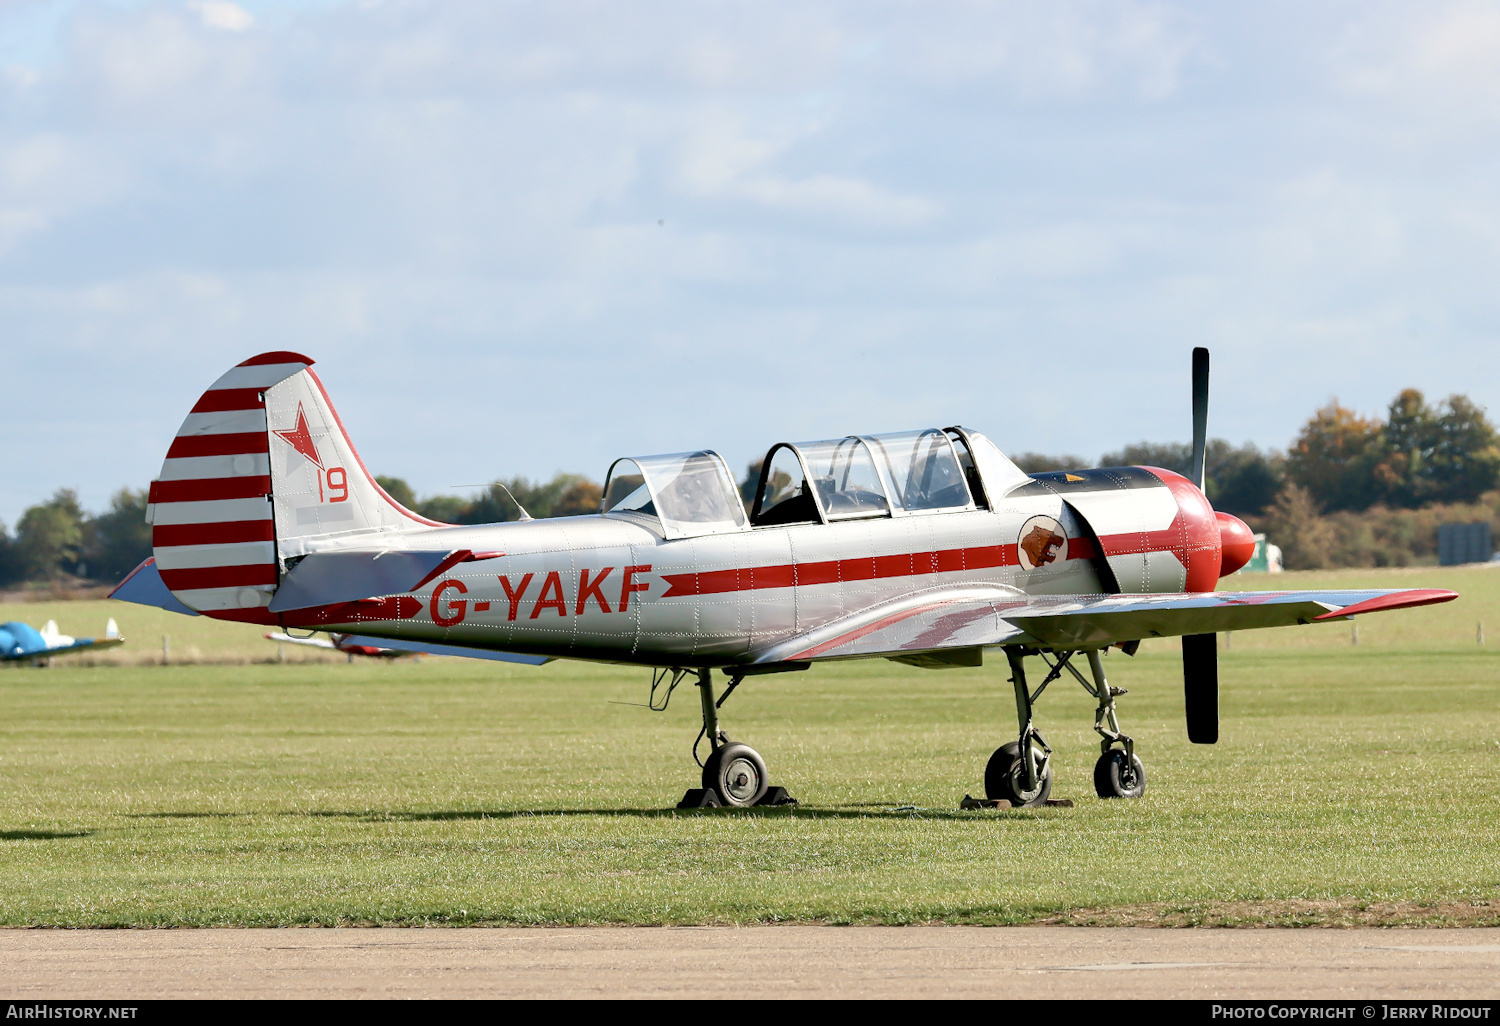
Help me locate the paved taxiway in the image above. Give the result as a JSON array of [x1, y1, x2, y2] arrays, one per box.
[[2, 927, 1498, 1000]]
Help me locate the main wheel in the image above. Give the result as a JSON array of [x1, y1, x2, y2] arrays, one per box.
[[702, 742, 769, 807], [1093, 749, 1146, 799], [984, 741, 1052, 807]]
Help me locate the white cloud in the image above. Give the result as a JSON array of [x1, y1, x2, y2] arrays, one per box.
[[1336, 2, 1500, 118], [190, 1, 253, 33]]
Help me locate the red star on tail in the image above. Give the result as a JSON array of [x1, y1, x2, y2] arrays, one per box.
[[273, 403, 323, 468]]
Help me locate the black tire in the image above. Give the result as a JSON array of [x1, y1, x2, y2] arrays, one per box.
[[983, 741, 1052, 807], [702, 742, 769, 807], [1093, 749, 1146, 799]]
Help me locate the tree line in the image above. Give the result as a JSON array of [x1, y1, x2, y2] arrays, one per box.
[[1015, 388, 1500, 517], [3, 387, 1495, 587]]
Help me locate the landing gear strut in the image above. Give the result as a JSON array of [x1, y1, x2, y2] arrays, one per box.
[[984, 647, 1147, 804], [677, 669, 795, 809]]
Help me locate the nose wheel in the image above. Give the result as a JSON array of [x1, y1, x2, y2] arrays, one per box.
[[988, 647, 1148, 805], [1093, 748, 1146, 799]]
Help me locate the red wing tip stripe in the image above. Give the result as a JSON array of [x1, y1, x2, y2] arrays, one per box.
[[159, 565, 278, 590], [238, 351, 314, 367], [191, 388, 268, 414], [1314, 589, 1459, 621], [789, 601, 953, 661], [149, 476, 272, 503], [167, 432, 270, 458]]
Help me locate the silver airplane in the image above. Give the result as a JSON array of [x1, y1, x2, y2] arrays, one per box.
[[113, 350, 1456, 808]]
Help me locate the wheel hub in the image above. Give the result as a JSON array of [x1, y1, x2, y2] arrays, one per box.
[[723, 758, 761, 803]]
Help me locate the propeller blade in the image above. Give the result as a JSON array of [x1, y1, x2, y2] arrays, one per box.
[[1182, 632, 1218, 744], [1190, 346, 1209, 491]]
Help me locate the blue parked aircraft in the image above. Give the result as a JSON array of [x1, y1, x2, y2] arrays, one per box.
[[0, 618, 125, 665]]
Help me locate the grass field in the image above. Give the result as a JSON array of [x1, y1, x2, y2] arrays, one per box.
[[0, 564, 1497, 927]]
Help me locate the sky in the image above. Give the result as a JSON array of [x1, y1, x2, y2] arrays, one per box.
[[4, 0, 1500, 526]]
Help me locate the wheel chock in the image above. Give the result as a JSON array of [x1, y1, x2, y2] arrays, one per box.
[[677, 786, 798, 809], [959, 794, 1013, 810]]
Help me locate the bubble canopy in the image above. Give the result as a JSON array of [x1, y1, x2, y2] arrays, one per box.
[[602, 451, 748, 539]]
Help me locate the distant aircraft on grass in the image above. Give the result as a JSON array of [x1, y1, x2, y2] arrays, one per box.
[[2, 618, 124, 665], [112, 349, 1456, 809]]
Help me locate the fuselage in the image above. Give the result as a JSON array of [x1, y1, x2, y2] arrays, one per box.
[[282, 465, 1225, 667]]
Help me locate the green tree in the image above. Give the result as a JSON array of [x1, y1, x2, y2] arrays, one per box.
[[451, 474, 601, 524], [16, 490, 85, 581], [1426, 394, 1500, 504], [0, 521, 21, 587], [1098, 440, 1285, 517], [415, 495, 469, 523], [1010, 452, 1089, 474], [375, 476, 419, 510], [84, 488, 152, 583]]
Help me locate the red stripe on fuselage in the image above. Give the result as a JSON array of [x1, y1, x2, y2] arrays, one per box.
[[660, 523, 1198, 600], [661, 544, 1017, 597]]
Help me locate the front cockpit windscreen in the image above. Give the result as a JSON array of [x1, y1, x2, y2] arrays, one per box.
[[603, 451, 747, 538], [863, 429, 974, 511]]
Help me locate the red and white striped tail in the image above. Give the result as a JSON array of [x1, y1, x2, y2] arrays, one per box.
[[149, 352, 440, 619]]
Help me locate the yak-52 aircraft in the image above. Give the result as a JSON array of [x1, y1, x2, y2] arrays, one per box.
[[112, 349, 1456, 807], [2, 618, 124, 665]]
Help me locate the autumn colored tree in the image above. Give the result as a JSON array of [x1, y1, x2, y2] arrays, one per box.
[[1284, 403, 1385, 512]]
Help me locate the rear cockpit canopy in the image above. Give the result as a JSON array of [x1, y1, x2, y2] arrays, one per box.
[[602, 451, 747, 539]]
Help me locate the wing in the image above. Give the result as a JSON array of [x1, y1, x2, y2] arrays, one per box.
[[744, 586, 1456, 666]]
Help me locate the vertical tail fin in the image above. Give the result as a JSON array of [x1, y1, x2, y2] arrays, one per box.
[[149, 352, 441, 619]]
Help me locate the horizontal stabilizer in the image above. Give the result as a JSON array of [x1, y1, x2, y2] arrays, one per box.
[[338, 635, 550, 664], [268, 549, 503, 613], [109, 558, 201, 617]]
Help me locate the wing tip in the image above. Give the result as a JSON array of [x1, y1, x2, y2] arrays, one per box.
[[1314, 588, 1459, 621]]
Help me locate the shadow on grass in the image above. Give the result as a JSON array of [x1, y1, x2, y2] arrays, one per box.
[[301, 806, 1044, 823], [125, 812, 252, 819], [1, 829, 91, 840]]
